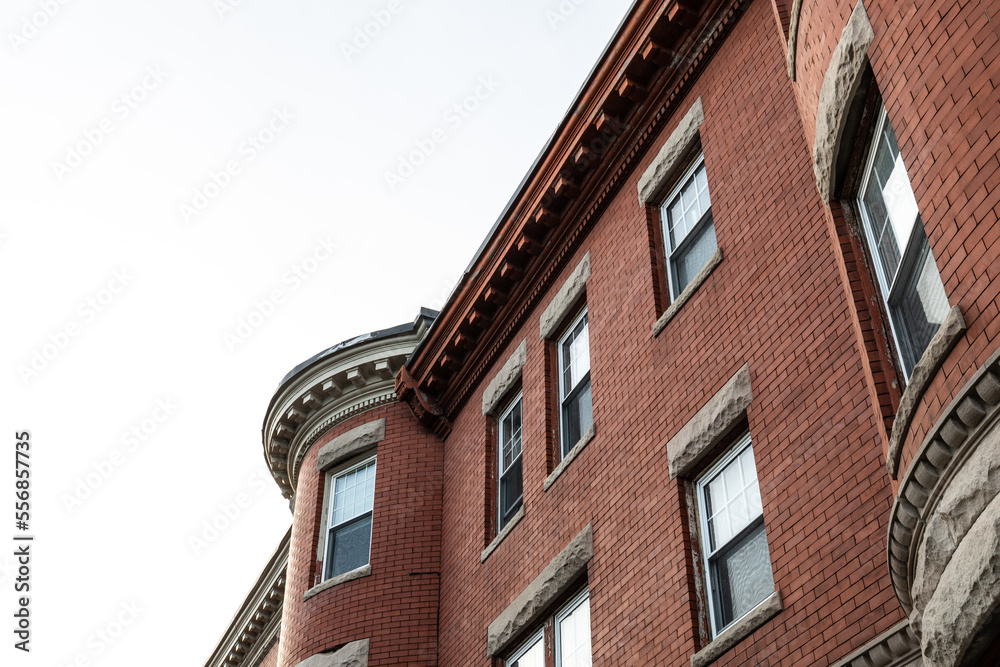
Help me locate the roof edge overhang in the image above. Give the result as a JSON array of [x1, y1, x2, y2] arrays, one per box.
[[399, 0, 750, 436], [203, 528, 290, 667], [262, 310, 436, 502]]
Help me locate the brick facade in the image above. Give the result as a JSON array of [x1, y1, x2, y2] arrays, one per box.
[[207, 0, 999, 665]]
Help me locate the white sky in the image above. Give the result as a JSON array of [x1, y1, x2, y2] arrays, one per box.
[[0, 1, 634, 665]]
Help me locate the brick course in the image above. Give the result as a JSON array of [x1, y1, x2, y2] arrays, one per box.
[[222, 0, 1000, 664]]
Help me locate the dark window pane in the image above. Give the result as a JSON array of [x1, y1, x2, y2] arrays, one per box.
[[891, 232, 949, 372], [674, 219, 717, 294], [500, 456, 523, 529], [562, 380, 593, 457], [712, 523, 773, 629], [329, 514, 372, 578]]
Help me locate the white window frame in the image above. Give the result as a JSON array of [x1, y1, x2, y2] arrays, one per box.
[[324, 455, 376, 581], [554, 588, 591, 667], [505, 629, 544, 667], [660, 154, 716, 299], [856, 105, 947, 379], [557, 307, 592, 458], [503, 587, 592, 667], [696, 434, 772, 637], [498, 392, 524, 531]]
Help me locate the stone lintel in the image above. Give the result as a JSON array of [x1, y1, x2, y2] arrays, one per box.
[[813, 0, 874, 201], [486, 523, 593, 656], [317, 419, 386, 472], [637, 97, 705, 206], [540, 253, 591, 341], [482, 339, 528, 416], [667, 364, 753, 479]]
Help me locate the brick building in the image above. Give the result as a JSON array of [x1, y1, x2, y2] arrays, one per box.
[[205, 0, 1000, 665]]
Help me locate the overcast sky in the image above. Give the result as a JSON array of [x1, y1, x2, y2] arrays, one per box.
[[0, 1, 634, 665]]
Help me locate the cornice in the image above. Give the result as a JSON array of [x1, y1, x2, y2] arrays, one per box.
[[888, 345, 1000, 612], [204, 529, 289, 667], [263, 315, 432, 502], [400, 0, 749, 434]]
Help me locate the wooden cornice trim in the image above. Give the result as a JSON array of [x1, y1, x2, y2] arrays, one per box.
[[402, 0, 749, 435]]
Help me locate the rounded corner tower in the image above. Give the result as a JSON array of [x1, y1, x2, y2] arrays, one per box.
[[261, 308, 442, 667]]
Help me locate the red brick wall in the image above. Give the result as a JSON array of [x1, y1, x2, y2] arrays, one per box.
[[789, 0, 1000, 478], [433, 0, 911, 663], [867, 0, 1000, 478], [277, 402, 442, 667], [259, 641, 279, 667], [268, 0, 998, 664]]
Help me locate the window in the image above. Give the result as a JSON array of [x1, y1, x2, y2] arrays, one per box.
[[324, 456, 376, 580], [856, 105, 949, 377], [558, 308, 592, 457], [498, 394, 524, 530], [696, 435, 774, 635], [555, 589, 592, 667], [505, 589, 592, 667], [661, 155, 717, 297], [506, 631, 544, 667]]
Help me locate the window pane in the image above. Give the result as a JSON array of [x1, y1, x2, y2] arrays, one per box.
[[704, 445, 764, 556], [500, 457, 523, 528], [558, 596, 592, 667], [666, 162, 711, 252], [329, 514, 372, 577], [883, 153, 918, 246], [501, 400, 523, 472], [508, 635, 544, 667], [561, 314, 590, 395], [712, 523, 773, 628], [562, 380, 593, 457], [891, 232, 949, 371], [332, 461, 376, 525], [673, 219, 717, 294]]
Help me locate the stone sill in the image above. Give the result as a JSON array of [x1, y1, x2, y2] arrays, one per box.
[[544, 424, 596, 491], [886, 305, 966, 479], [481, 505, 525, 563], [303, 564, 371, 602], [690, 590, 782, 667], [653, 249, 723, 338]]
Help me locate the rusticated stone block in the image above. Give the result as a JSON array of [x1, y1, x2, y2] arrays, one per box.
[[317, 419, 385, 471], [667, 364, 752, 479], [486, 523, 593, 656], [482, 339, 527, 416], [812, 0, 873, 201]]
